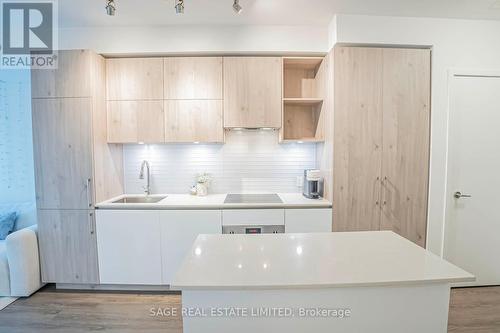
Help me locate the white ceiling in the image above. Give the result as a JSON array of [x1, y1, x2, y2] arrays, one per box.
[[59, 0, 500, 28], [59, 0, 336, 27]]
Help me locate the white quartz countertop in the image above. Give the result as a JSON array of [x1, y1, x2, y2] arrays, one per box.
[[171, 231, 474, 290], [96, 193, 332, 209]]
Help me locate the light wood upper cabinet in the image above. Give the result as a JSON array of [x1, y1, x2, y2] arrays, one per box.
[[223, 57, 282, 128], [106, 58, 163, 100], [380, 48, 431, 247], [31, 49, 92, 98], [107, 100, 165, 143], [106, 56, 224, 143], [32, 98, 94, 210], [162, 57, 224, 143], [333, 47, 384, 233], [164, 100, 224, 143], [164, 57, 223, 99]]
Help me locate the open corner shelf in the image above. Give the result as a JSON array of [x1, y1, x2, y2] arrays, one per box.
[[281, 57, 326, 143], [283, 57, 324, 71], [282, 102, 324, 142]]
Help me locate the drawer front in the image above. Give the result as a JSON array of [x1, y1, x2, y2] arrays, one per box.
[[222, 209, 285, 226], [285, 208, 332, 233]]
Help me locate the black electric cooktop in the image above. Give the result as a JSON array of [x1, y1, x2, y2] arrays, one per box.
[[224, 194, 283, 204]]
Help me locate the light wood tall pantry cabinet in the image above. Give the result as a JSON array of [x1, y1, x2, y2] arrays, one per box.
[[32, 98, 99, 284], [333, 46, 431, 247], [31, 50, 124, 284]]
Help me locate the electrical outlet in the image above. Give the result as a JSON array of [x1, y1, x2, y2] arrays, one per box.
[[296, 176, 303, 187]]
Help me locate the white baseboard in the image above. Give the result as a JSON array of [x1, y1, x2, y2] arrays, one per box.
[[0, 297, 18, 310]]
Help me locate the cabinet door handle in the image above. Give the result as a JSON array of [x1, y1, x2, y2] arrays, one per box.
[[86, 178, 93, 208], [89, 212, 95, 235], [454, 191, 472, 199]]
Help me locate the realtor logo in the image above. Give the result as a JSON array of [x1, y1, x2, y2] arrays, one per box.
[[1, 0, 58, 69]]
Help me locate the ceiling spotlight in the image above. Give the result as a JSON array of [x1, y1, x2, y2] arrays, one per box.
[[105, 0, 116, 16], [233, 0, 242, 14], [175, 0, 184, 14]]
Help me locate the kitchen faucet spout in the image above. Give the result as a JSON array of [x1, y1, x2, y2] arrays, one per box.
[[139, 160, 151, 195]]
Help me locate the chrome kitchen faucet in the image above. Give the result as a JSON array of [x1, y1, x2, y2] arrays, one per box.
[[139, 160, 151, 195]]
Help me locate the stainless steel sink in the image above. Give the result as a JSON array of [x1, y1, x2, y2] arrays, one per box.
[[112, 196, 166, 204]]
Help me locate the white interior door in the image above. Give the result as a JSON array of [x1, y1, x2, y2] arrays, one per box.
[[444, 73, 500, 286]]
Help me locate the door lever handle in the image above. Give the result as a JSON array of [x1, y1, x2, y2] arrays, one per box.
[[454, 191, 472, 199]]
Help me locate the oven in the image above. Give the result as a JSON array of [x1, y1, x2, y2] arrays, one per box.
[[221, 195, 286, 234]]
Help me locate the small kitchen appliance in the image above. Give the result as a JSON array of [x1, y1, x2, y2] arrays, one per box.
[[302, 169, 323, 199]]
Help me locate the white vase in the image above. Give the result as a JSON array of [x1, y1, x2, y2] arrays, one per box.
[[196, 183, 208, 196]]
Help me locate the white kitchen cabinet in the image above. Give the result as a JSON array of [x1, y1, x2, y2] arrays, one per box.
[[94, 207, 329, 287], [96, 210, 162, 285], [285, 209, 332, 233], [160, 210, 222, 285]]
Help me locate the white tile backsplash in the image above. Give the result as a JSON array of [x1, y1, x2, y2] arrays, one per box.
[[123, 130, 316, 195]]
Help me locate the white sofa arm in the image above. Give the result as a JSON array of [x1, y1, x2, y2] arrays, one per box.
[[6, 225, 43, 297]]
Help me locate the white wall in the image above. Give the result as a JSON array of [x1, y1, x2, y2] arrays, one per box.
[[327, 15, 338, 50], [335, 14, 500, 255], [60, 25, 329, 55], [123, 131, 316, 195]]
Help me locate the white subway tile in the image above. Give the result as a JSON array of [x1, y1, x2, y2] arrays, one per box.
[[124, 131, 316, 194]]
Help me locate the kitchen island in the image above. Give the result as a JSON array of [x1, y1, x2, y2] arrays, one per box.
[[171, 231, 474, 333]]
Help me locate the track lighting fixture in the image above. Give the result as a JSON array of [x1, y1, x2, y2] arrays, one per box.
[[175, 0, 185, 14], [233, 0, 242, 14], [105, 0, 116, 16]]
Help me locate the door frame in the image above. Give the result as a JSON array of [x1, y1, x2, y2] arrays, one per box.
[[442, 68, 500, 256]]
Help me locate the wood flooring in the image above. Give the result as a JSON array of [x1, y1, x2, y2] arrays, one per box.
[[448, 286, 500, 332], [0, 286, 499, 332], [0, 287, 182, 333]]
